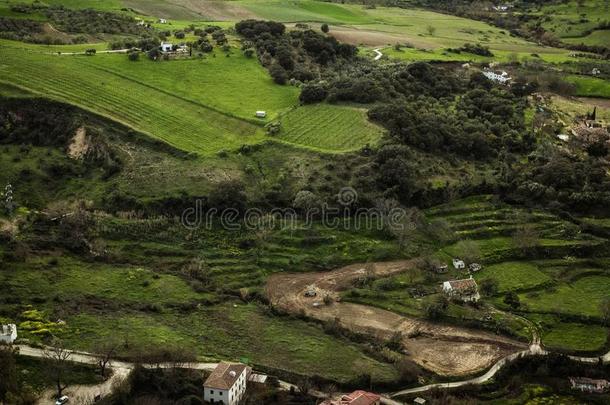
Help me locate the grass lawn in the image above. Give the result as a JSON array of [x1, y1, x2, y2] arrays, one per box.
[[520, 275, 610, 317], [541, 322, 608, 353], [6, 256, 208, 307], [59, 303, 399, 384], [278, 103, 383, 152], [563, 29, 610, 47], [566, 75, 610, 98], [475, 262, 551, 293]]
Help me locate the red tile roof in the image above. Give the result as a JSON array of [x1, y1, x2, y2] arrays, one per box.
[[203, 362, 249, 390], [321, 390, 380, 405]]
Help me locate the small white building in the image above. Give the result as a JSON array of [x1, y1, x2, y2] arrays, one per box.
[[483, 70, 511, 84], [452, 258, 465, 270], [158, 18, 167, 24], [203, 362, 250, 405], [442, 277, 480, 302], [255, 111, 267, 118], [0, 324, 17, 344], [414, 398, 427, 405], [161, 42, 174, 53]]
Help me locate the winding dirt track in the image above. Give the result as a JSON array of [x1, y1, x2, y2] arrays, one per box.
[[265, 260, 526, 376]]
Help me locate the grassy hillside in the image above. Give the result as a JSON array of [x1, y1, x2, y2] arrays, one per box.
[[278, 103, 383, 152], [537, 0, 610, 39]]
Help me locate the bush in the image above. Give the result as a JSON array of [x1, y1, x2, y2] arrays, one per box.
[[269, 63, 288, 85], [299, 83, 328, 104]]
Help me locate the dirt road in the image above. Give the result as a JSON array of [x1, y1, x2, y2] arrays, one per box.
[[265, 260, 526, 376]]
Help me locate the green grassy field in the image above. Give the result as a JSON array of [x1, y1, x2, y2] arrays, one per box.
[[2, 222, 405, 384], [474, 262, 551, 293], [567, 75, 610, 98], [278, 103, 383, 152], [520, 275, 610, 317], [541, 321, 608, 352], [537, 0, 610, 39]]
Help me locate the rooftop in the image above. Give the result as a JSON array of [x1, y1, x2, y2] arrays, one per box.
[[203, 362, 249, 390], [446, 278, 477, 291]]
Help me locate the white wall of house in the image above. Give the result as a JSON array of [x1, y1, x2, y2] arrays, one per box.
[[0, 324, 17, 344], [203, 367, 248, 405]]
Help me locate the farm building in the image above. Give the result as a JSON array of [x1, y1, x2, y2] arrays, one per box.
[[442, 277, 480, 302], [468, 263, 482, 273], [0, 324, 17, 344], [203, 362, 251, 405], [158, 18, 167, 24], [482, 70, 511, 84], [569, 377, 610, 393], [161, 42, 174, 53], [255, 111, 267, 118], [452, 258, 465, 270], [320, 390, 381, 405], [414, 398, 426, 405]]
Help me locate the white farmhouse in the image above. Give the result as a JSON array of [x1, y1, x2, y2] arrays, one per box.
[[0, 324, 17, 344], [203, 362, 250, 405], [483, 70, 511, 84], [161, 42, 174, 53], [255, 111, 267, 118], [452, 258, 465, 270], [442, 277, 480, 302]]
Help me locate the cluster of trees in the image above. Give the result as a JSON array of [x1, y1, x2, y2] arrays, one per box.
[[448, 42, 494, 57], [0, 16, 43, 42], [507, 150, 610, 212], [45, 7, 149, 36], [235, 19, 357, 84]]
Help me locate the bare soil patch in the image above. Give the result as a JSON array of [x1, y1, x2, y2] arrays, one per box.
[[266, 260, 526, 376]]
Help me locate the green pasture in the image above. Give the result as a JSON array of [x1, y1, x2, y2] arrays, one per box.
[[566, 75, 610, 98], [57, 304, 400, 384], [537, 0, 610, 38], [520, 275, 610, 317], [278, 103, 383, 152], [475, 262, 551, 293]]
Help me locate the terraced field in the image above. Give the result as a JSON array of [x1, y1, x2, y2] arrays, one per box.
[[278, 103, 383, 152], [4, 215, 405, 383], [426, 196, 610, 353]]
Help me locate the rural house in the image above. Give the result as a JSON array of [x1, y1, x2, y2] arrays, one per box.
[[255, 111, 267, 118], [320, 390, 381, 405], [569, 377, 610, 393], [0, 324, 17, 344], [483, 70, 511, 84], [203, 362, 250, 404], [161, 42, 174, 53], [414, 398, 426, 405], [468, 263, 482, 273], [452, 258, 465, 270], [442, 277, 480, 302]]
